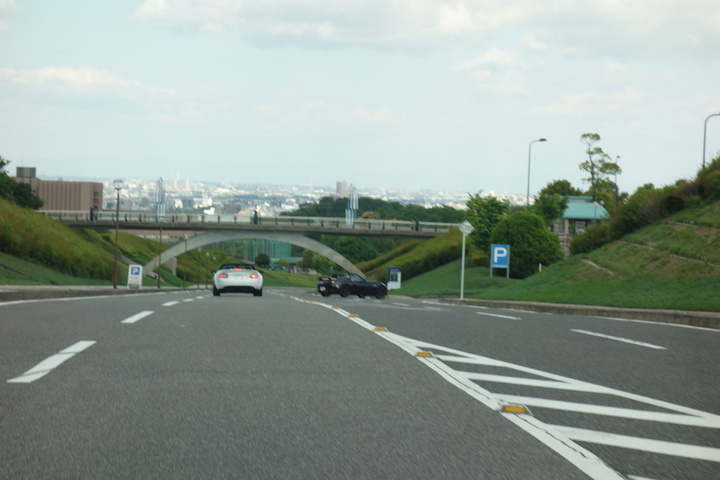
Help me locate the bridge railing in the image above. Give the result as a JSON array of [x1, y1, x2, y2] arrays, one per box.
[[41, 211, 459, 233]]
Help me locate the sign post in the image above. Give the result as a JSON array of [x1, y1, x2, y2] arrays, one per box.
[[459, 221, 474, 300], [127, 264, 143, 289], [387, 267, 402, 290], [490, 244, 510, 279]]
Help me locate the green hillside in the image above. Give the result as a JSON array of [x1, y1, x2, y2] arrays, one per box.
[[395, 200, 720, 312], [0, 198, 321, 288]]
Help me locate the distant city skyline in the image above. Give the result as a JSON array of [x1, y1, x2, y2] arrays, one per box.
[[1, 1, 718, 197]]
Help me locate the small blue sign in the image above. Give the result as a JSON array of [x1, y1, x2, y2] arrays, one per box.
[[491, 244, 510, 268]]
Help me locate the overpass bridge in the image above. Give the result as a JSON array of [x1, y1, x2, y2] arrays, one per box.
[[45, 211, 460, 276]]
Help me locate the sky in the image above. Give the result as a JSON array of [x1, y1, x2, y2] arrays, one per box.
[[1, 0, 719, 199]]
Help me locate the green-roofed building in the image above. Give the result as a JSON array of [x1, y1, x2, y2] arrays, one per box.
[[553, 196, 610, 254]]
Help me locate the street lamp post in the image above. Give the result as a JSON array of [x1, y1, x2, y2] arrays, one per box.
[[183, 235, 188, 289], [526, 138, 547, 206], [702, 112, 720, 168], [459, 221, 474, 301], [112, 178, 124, 289]]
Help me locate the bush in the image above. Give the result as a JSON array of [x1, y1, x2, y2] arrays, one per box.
[[470, 250, 489, 267], [570, 222, 612, 255], [490, 210, 563, 279]]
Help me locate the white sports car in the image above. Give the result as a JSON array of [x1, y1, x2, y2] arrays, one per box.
[[212, 263, 263, 297]]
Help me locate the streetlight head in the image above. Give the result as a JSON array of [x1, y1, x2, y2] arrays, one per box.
[[113, 178, 124, 190], [538, 138, 547, 142]]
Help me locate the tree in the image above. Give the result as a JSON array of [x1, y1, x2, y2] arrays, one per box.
[[299, 249, 315, 269], [333, 236, 379, 263], [12, 182, 44, 209], [254, 253, 270, 267], [490, 210, 563, 279], [532, 193, 568, 227], [0, 156, 16, 201], [465, 192, 510, 253], [579, 133, 621, 203], [538, 179, 583, 197], [312, 254, 336, 274], [0, 155, 44, 209]]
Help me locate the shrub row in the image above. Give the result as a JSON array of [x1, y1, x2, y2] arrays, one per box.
[[571, 156, 720, 254], [369, 229, 462, 283]]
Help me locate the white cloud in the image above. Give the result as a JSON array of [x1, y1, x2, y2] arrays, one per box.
[[129, 0, 718, 58], [131, 0, 516, 47], [0, 67, 177, 101], [518, 34, 548, 51], [453, 48, 527, 94], [0, 0, 16, 34], [454, 48, 519, 71], [353, 106, 404, 124], [254, 99, 403, 127], [529, 87, 644, 117]]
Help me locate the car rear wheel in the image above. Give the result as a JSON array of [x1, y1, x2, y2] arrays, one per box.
[[374, 286, 387, 299], [339, 285, 351, 297], [213, 286, 220, 296], [320, 291, 331, 297], [253, 288, 263, 297]]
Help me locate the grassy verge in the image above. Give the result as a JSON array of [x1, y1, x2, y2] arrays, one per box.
[[0, 252, 112, 286], [395, 256, 720, 312]]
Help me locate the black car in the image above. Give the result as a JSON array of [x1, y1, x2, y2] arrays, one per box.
[[317, 273, 387, 299]]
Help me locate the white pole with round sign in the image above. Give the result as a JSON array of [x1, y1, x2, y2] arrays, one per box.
[[459, 221, 474, 300]]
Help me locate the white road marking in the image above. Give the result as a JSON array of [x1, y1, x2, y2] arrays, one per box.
[[275, 292, 720, 478], [7, 340, 96, 383], [162, 301, 180, 307], [496, 395, 720, 428], [475, 311, 521, 320], [121, 310, 154, 324], [552, 425, 720, 462], [572, 329, 666, 349], [182, 298, 194, 303]]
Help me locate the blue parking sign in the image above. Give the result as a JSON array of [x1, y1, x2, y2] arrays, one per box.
[[491, 244, 510, 268]]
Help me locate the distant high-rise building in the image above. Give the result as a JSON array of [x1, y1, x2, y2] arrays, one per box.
[[336, 180, 349, 198], [345, 184, 357, 227], [155, 178, 166, 216], [13, 167, 103, 212]]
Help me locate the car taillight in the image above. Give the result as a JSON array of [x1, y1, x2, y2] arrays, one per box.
[[249, 273, 259, 279], [218, 273, 228, 279], [234, 268, 243, 271]]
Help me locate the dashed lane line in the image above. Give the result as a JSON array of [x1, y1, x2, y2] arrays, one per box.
[[7, 340, 96, 384], [475, 311, 522, 320], [572, 329, 666, 349], [121, 310, 154, 324]]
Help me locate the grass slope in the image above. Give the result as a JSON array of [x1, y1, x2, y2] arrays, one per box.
[[396, 201, 720, 312]]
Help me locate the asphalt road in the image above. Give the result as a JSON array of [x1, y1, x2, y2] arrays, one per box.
[[1, 288, 718, 479]]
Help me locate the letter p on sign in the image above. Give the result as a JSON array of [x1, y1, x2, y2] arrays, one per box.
[[491, 244, 510, 268]]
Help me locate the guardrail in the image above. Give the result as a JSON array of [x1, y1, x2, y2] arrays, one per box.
[[41, 211, 459, 234]]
